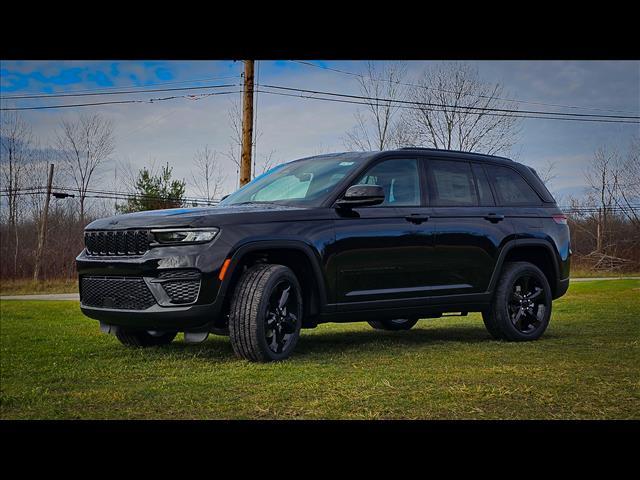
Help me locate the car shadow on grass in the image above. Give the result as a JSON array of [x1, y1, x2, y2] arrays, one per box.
[[115, 325, 560, 361], [294, 326, 494, 356]]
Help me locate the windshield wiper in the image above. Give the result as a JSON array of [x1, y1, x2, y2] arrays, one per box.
[[232, 201, 279, 206]]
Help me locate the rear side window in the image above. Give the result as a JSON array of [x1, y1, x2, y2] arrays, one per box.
[[485, 165, 541, 206], [472, 163, 495, 206], [427, 160, 477, 206]]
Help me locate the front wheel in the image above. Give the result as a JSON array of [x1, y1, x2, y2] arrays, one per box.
[[228, 264, 303, 362], [368, 318, 419, 331], [483, 261, 552, 341]]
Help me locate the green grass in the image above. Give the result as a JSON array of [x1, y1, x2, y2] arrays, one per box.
[[1, 280, 639, 419], [0, 278, 78, 296]]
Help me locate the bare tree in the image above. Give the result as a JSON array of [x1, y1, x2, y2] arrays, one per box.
[[0, 111, 34, 275], [191, 145, 227, 202], [610, 136, 640, 227], [343, 61, 409, 151], [223, 97, 269, 186], [403, 62, 521, 155], [585, 146, 618, 253], [56, 113, 114, 223], [255, 149, 284, 175]]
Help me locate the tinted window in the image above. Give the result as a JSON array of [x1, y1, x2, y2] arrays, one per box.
[[472, 163, 495, 206], [428, 160, 477, 206], [485, 165, 541, 205], [355, 158, 420, 206]]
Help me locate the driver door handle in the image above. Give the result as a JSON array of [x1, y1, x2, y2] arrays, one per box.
[[405, 214, 430, 224], [484, 213, 505, 223]]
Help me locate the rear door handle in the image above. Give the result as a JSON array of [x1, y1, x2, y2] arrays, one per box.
[[484, 213, 505, 223], [405, 214, 430, 224]]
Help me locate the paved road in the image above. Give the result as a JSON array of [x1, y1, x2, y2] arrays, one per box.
[[1, 276, 638, 301]]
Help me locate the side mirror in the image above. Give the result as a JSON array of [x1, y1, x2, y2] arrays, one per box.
[[336, 184, 385, 209]]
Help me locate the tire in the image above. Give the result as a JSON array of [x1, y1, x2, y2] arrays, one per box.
[[368, 318, 419, 331], [228, 264, 303, 362], [115, 329, 177, 347], [483, 261, 552, 341]]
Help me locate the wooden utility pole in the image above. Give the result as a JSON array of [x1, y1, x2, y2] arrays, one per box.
[[240, 60, 255, 187], [33, 163, 54, 282]]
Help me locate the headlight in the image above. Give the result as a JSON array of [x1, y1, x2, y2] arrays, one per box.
[[151, 228, 219, 245]]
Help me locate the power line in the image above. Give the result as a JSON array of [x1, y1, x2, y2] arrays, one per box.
[[0, 76, 241, 99], [0, 90, 242, 111], [259, 84, 640, 120], [290, 60, 640, 116], [0, 82, 237, 100], [256, 88, 640, 125], [5, 77, 638, 124]]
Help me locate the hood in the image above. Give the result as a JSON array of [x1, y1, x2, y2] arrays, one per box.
[[85, 203, 311, 230]]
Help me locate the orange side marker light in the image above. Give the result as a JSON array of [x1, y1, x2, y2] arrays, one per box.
[[218, 258, 231, 281]]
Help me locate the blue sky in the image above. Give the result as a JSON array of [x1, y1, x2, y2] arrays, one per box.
[[1, 60, 639, 201]]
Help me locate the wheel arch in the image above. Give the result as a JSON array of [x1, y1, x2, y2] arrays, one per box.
[[220, 240, 328, 327], [489, 239, 562, 298]]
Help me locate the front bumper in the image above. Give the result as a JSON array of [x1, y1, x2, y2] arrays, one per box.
[[76, 239, 232, 331], [80, 301, 223, 331]]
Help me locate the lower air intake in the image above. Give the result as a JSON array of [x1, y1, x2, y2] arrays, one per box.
[[81, 276, 156, 310]]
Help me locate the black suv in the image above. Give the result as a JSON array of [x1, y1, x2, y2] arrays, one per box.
[[77, 148, 571, 362]]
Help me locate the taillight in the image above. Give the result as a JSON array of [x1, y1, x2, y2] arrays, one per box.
[[552, 214, 568, 225]]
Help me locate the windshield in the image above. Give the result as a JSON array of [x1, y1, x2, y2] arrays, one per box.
[[219, 154, 366, 207]]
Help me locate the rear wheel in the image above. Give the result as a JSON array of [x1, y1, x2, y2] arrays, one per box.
[[115, 329, 177, 347], [368, 318, 419, 331], [228, 264, 303, 362], [483, 261, 552, 341]]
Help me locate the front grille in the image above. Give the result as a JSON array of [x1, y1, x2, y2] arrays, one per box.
[[81, 276, 156, 310], [84, 230, 151, 256]]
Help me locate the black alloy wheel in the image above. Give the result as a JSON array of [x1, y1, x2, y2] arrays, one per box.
[[482, 261, 552, 341], [264, 280, 299, 354]]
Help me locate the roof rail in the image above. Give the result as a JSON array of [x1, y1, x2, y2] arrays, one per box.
[[397, 146, 513, 162]]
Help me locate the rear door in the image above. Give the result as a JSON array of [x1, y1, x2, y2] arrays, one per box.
[[424, 158, 515, 295], [482, 163, 546, 239]]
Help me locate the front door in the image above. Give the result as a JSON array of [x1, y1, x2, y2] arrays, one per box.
[[332, 157, 437, 307]]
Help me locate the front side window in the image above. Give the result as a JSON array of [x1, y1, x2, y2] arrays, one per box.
[[353, 158, 420, 206], [485, 164, 541, 206], [428, 160, 477, 207], [220, 155, 365, 207]]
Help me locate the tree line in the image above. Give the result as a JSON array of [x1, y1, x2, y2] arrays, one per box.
[[1, 62, 639, 283]]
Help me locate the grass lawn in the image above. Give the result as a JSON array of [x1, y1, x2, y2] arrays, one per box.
[[0, 278, 78, 296], [1, 280, 638, 420]]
